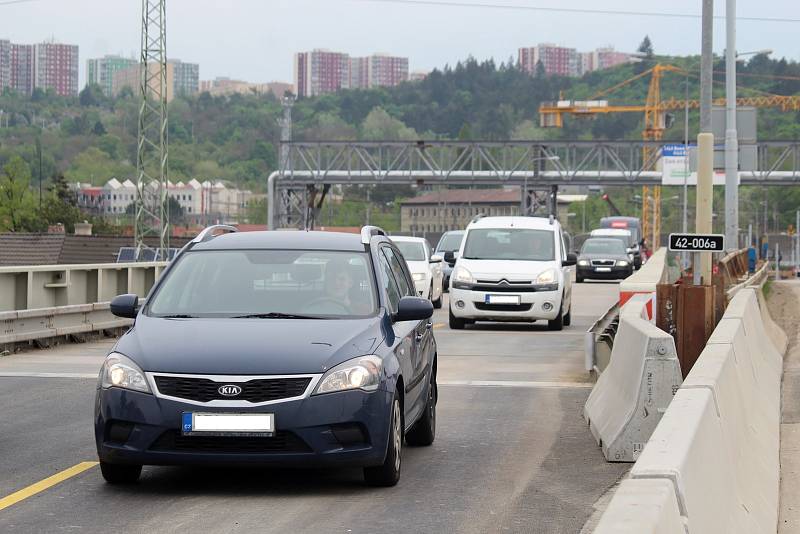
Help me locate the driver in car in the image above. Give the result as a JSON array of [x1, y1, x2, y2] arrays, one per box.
[[319, 259, 373, 315]]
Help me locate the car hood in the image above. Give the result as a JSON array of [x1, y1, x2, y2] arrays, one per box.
[[114, 314, 385, 375], [457, 259, 557, 280], [405, 260, 430, 275], [579, 252, 630, 261]]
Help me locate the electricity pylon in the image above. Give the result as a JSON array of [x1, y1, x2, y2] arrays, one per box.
[[134, 0, 169, 259]]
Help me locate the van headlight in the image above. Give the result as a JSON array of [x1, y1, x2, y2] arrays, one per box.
[[101, 353, 152, 394], [535, 268, 559, 291], [451, 266, 475, 289], [313, 355, 383, 395]]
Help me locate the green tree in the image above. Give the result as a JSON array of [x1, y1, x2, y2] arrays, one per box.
[[637, 36, 654, 59], [65, 147, 133, 185], [0, 156, 40, 231], [79, 84, 106, 107]]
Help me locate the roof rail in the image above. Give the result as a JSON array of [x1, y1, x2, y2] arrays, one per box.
[[360, 225, 386, 245], [192, 224, 239, 244], [470, 213, 486, 224]]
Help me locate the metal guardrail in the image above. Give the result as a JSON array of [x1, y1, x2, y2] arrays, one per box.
[[585, 302, 620, 375]]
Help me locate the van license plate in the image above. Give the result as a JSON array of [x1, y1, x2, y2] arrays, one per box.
[[486, 294, 521, 305]]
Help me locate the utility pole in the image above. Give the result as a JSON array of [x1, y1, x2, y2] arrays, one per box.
[[134, 0, 169, 259], [695, 0, 714, 285], [683, 75, 690, 269], [724, 0, 739, 251]]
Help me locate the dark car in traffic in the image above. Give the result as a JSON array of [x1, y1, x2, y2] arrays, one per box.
[[575, 237, 634, 282], [434, 230, 464, 291], [95, 225, 437, 487]]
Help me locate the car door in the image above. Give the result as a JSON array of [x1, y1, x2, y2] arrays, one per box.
[[383, 246, 430, 422], [375, 248, 416, 411]]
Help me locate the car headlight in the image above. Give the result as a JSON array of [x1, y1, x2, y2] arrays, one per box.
[[101, 352, 151, 394], [313, 355, 383, 395], [412, 272, 426, 282], [535, 268, 557, 285], [577, 260, 590, 267], [617, 260, 629, 267], [451, 266, 475, 289]]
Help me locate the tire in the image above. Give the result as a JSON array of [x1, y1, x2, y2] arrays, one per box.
[[364, 396, 402, 487], [100, 462, 142, 484], [449, 307, 465, 329], [576, 275, 584, 283], [406, 367, 437, 446], [548, 306, 564, 331], [563, 305, 572, 327], [431, 284, 442, 309]]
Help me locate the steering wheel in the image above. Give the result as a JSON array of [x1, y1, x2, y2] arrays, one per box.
[[303, 297, 350, 315]]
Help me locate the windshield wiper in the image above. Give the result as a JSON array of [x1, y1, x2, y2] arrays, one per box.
[[231, 312, 322, 319], [160, 314, 198, 319]]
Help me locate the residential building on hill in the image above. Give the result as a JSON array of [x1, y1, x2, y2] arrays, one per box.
[[519, 44, 634, 77], [86, 55, 137, 96], [111, 59, 199, 101], [294, 49, 409, 97]]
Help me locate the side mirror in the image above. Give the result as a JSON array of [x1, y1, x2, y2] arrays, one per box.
[[430, 254, 443, 263], [394, 296, 434, 322], [443, 251, 455, 264], [563, 253, 577, 267], [626, 247, 634, 254], [110, 293, 140, 319]]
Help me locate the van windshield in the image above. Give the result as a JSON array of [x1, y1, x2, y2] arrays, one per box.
[[462, 228, 555, 261], [436, 232, 464, 252]]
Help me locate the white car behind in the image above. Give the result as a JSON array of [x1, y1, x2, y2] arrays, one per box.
[[391, 236, 444, 308]]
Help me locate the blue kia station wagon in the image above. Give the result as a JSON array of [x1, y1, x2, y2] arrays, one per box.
[[95, 225, 437, 487]]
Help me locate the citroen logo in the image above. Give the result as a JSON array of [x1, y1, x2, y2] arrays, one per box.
[[218, 384, 242, 397]]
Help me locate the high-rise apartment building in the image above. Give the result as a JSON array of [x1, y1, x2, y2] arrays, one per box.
[[171, 59, 199, 96], [10, 43, 34, 95], [0, 40, 10, 91], [296, 50, 409, 96], [519, 44, 633, 78], [33, 42, 79, 96], [199, 77, 293, 97], [366, 54, 408, 88], [294, 49, 350, 97], [86, 55, 137, 96], [518, 44, 578, 77], [110, 59, 198, 101]]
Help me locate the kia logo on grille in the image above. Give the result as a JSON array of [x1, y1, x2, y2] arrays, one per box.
[[218, 384, 242, 397]]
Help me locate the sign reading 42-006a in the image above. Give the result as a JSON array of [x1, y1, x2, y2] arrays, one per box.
[[668, 233, 725, 252]]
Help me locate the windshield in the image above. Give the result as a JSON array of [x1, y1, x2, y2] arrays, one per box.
[[593, 231, 632, 246], [147, 250, 377, 318], [393, 241, 427, 261], [582, 239, 627, 255], [436, 232, 464, 252], [462, 228, 555, 261]]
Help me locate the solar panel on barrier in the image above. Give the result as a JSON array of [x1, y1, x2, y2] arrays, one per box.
[[167, 248, 179, 261], [138, 249, 156, 262], [117, 247, 136, 263]]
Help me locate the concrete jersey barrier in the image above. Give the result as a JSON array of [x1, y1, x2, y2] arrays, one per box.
[[593, 287, 784, 533], [583, 294, 682, 462], [619, 248, 667, 321]]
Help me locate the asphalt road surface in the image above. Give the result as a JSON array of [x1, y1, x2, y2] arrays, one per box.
[[0, 281, 627, 534]]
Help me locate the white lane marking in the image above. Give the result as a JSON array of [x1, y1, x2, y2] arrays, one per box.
[[439, 379, 592, 389], [0, 372, 97, 378]]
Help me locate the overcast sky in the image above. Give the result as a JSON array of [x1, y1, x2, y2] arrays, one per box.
[[2, 0, 799, 86]]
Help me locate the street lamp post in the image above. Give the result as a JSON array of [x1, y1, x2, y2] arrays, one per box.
[[724, 0, 739, 251]]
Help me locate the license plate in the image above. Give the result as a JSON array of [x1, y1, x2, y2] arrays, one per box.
[[182, 413, 274, 436], [485, 294, 521, 305], [595, 267, 612, 272]]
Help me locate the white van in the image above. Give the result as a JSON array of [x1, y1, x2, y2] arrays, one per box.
[[447, 216, 576, 331]]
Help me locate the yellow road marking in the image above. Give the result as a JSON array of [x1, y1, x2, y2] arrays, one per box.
[[0, 461, 98, 512]]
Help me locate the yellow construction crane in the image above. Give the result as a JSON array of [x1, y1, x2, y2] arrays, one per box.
[[539, 64, 800, 248]]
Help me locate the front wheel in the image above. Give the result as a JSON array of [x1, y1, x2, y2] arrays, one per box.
[[406, 368, 437, 446], [449, 307, 465, 329], [563, 305, 572, 327], [100, 462, 141, 484], [548, 306, 564, 331], [431, 284, 442, 309], [364, 396, 402, 487]]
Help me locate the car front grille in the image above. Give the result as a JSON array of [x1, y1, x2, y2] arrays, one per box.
[[149, 430, 311, 454], [153, 375, 312, 404], [591, 259, 616, 266], [474, 302, 533, 312]]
